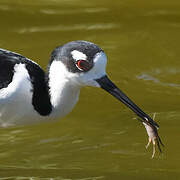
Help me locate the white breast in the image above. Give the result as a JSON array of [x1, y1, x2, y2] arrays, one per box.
[[48, 60, 80, 118]]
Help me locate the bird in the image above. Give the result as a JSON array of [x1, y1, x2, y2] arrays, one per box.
[[0, 40, 163, 156]]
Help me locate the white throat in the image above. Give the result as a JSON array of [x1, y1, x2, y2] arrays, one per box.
[[48, 61, 80, 118], [47, 51, 107, 119]]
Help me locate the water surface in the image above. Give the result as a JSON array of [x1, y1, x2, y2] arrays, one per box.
[[0, 0, 180, 179]]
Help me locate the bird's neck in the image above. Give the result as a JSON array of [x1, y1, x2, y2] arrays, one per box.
[[47, 61, 81, 118]]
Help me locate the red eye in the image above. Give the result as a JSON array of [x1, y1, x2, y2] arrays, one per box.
[[76, 60, 91, 71]]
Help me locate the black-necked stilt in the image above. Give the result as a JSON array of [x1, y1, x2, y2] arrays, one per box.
[[0, 40, 163, 156]]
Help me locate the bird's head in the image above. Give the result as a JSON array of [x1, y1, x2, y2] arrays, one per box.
[[48, 40, 159, 129], [49, 40, 107, 87]]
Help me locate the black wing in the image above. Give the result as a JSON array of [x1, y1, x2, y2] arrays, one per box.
[[0, 49, 19, 89]]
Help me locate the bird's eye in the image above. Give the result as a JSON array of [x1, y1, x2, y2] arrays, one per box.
[[76, 60, 91, 71]]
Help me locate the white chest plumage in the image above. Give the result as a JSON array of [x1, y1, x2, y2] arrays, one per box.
[[48, 60, 80, 119]]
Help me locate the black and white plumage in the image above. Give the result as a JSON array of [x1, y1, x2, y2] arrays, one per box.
[[0, 40, 163, 156], [0, 41, 104, 126]]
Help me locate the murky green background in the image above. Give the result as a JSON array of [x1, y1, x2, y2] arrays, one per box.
[[0, 0, 180, 179]]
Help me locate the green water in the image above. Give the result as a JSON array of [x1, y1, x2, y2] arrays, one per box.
[[0, 0, 180, 179]]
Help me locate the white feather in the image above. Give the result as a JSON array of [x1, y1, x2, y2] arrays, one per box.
[[48, 60, 80, 118], [71, 50, 87, 61]]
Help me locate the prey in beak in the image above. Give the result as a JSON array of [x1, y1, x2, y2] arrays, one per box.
[[96, 75, 164, 158]]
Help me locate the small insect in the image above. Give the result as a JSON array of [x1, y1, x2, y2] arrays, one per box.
[[142, 113, 164, 158]]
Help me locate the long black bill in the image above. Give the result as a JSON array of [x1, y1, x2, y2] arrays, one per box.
[[96, 75, 164, 153], [95, 75, 159, 128]]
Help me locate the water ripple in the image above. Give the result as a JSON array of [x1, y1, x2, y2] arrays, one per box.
[[14, 23, 119, 34], [137, 67, 180, 88], [40, 8, 109, 15]]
